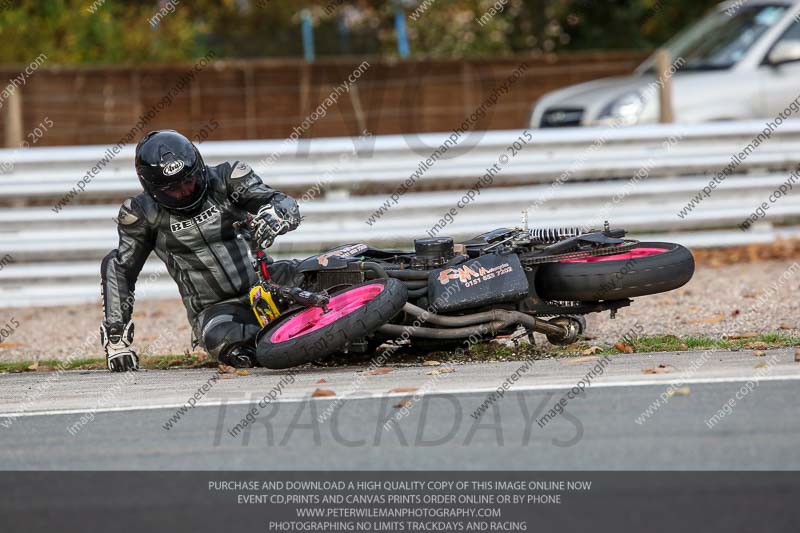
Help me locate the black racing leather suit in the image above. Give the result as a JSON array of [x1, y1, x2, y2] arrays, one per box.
[[101, 161, 301, 359]]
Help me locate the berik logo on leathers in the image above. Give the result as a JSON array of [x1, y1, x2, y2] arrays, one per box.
[[171, 205, 220, 233]]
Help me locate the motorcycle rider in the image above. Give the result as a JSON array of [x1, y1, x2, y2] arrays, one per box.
[[100, 130, 302, 372]]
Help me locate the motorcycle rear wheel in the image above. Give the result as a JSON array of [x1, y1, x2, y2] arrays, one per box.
[[534, 242, 694, 302], [256, 278, 408, 369]]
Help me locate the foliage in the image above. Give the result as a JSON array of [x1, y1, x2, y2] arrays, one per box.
[[0, 0, 721, 65]]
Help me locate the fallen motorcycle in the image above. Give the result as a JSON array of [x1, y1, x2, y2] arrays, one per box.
[[234, 218, 694, 369]]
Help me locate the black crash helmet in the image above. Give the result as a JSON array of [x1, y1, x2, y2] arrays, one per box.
[[135, 130, 208, 213]]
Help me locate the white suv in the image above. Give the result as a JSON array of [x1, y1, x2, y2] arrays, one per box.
[[530, 0, 800, 128]]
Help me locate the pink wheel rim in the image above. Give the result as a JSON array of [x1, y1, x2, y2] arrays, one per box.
[[269, 284, 385, 343], [560, 247, 668, 263]]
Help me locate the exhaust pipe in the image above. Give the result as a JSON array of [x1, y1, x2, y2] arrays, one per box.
[[376, 302, 570, 340]]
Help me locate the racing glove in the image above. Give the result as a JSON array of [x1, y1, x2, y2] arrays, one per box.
[[100, 321, 139, 372], [252, 200, 301, 250]]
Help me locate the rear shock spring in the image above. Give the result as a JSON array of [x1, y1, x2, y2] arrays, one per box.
[[530, 227, 581, 243]]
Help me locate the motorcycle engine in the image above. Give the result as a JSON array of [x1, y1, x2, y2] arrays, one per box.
[[411, 237, 454, 270]]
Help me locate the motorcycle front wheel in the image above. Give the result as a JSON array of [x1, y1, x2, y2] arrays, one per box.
[[255, 278, 408, 369]]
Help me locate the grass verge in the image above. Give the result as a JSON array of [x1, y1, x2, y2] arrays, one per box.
[[0, 352, 214, 374], [2, 333, 798, 373]]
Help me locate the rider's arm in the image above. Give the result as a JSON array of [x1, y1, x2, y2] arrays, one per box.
[[225, 161, 301, 248], [225, 161, 299, 216], [100, 198, 155, 371]]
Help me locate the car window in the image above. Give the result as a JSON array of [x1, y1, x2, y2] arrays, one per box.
[[772, 17, 800, 45], [652, 4, 788, 71]]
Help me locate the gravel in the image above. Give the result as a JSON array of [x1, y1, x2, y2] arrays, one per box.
[[1, 259, 798, 363]]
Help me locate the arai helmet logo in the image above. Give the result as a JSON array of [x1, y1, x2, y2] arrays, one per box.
[[162, 160, 185, 176]]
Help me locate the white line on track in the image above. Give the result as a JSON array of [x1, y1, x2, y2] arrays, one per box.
[[2, 372, 800, 420]]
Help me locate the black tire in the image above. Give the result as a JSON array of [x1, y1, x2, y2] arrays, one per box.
[[534, 242, 694, 302], [255, 278, 408, 369]]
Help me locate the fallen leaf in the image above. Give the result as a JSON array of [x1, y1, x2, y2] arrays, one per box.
[[234, 369, 249, 376], [688, 314, 726, 324], [426, 370, 441, 376], [316, 378, 327, 384], [393, 400, 413, 409], [794, 347, 800, 362], [780, 323, 795, 330], [439, 367, 456, 373], [0, 342, 27, 349], [581, 346, 602, 356], [679, 343, 689, 350], [364, 367, 394, 376], [311, 388, 336, 398], [27, 361, 39, 371], [389, 387, 419, 393], [754, 362, 767, 369], [220, 375, 235, 380], [753, 350, 766, 357], [724, 333, 759, 340], [564, 356, 598, 364], [667, 386, 691, 397], [218, 364, 236, 374], [642, 364, 673, 374], [421, 360, 441, 366], [614, 342, 634, 354]]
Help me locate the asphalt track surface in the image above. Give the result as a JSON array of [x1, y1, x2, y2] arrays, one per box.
[[1, 347, 799, 470]]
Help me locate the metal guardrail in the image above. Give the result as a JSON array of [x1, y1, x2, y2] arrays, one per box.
[[1, 121, 799, 306]]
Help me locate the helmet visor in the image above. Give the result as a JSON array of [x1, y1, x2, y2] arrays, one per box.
[[151, 171, 205, 209]]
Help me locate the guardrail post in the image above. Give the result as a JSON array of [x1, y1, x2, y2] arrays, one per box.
[[3, 88, 23, 148], [655, 48, 674, 124]]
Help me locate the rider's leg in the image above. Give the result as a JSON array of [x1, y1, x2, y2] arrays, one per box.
[[193, 297, 260, 367]]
